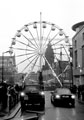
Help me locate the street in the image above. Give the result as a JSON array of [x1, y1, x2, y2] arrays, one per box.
[[2, 91, 84, 120], [40, 91, 84, 120]]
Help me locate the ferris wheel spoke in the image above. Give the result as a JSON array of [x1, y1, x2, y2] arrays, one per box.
[[21, 54, 39, 73], [36, 28, 39, 41], [49, 32, 59, 43], [27, 27, 39, 48], [42, 28, 44, 39], [15, 39, 28, 47], [16, 52, 37, 57], [30, 55, 39, 72], [53, 46, 65, 50], [54, 52, 68, 55], [21, 33, 38, 50], [43, 29, 52, 49], [26, 53, 38, 62], [16, 53, 37, 66], [51, 38, 67, 46], [58, 64, 70, 78], [16, 53, 30, 57], [12, 47, 37, 52], [61, 44, 70, 61], [26, 51, 38, 56], [26, 42, 39, 50], [55, 56, 59, 62]]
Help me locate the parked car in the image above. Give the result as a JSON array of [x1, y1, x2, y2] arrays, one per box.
[[20, 84, 45, 113], [51, 87, 75, 107]]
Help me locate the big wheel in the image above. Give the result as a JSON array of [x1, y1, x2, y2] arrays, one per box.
[[10, 15, 71, 86]]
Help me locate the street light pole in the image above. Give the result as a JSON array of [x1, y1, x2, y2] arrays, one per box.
[[78, 65, 82, 85], [70, 62, 73, 86], [2, 52, 4, 83], [80, 68, 82, 85]]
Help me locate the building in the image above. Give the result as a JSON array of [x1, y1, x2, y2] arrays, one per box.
[[42, 43, 55, 82], [0, 55, 17, 84], [72, 21, 84, 86], [42, 43, 54, 70], [42, 42, 71, 86]]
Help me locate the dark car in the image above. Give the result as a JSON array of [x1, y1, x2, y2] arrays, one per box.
[[51, 87, 75, 107], [20, 84, 45, 113]]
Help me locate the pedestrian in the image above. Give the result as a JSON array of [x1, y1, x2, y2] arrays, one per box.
[[78, 85, 80, 99], [1, 82, 8, 112]]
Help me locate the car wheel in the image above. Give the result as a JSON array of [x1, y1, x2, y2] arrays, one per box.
[[40, 102, 45, 111], [71, 104, 75, 108], [69, 102, 75, 108], [41, 104, 45, 111]]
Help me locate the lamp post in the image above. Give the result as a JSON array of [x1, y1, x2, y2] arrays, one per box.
[[78, 64, 82, 85], [70, 62, 73, 87], [2, 52, 4, 83], [80, 68, 82, 85]]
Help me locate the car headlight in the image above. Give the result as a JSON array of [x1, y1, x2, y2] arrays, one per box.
[[56, 95, 60, 98], [71, 95, 75, 99], [21, 92, 25, 96], [40, 91, 45, 95]]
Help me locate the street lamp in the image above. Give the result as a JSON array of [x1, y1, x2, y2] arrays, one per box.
[[80, 68, 82, 85], [2, 49, 13, 83], [78, 65, 82, 85]]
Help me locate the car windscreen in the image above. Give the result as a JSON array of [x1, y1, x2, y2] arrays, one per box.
[[56, 88, 71, 94], [24, 85, 39, 92]]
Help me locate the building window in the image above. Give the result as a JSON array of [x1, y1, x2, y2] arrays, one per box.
[[74, 40, 77, 48], [82, 33, 84, 40], [75, 50, 77, 68], [82, 45, 84, 68]]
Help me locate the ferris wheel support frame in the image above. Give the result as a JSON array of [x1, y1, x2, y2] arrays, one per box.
[[43, 55, 62, 87]]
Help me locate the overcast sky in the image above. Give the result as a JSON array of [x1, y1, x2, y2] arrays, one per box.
[[0, 0, 84, 55]]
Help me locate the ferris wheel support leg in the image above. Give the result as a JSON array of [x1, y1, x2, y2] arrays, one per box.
[[43, 55, 62, 87]]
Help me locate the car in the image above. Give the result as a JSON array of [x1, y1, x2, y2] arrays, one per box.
[[51, 87, 75, 107], [20, 84, 45, 113]]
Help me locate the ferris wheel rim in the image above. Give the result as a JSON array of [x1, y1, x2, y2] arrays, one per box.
[[13, 21, 68, 38], [11, 21, 71, 86]]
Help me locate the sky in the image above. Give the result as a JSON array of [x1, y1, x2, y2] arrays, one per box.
[[0, 0, 84, 56]]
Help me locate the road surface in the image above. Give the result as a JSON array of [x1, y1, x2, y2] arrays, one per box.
[[1, 91, 84, 120]]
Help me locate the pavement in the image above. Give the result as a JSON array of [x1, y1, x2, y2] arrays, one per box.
[[77, 98, 84, 104], [75, 94, 84, 104], [0, 103, 45, 120], [0, 103, 21, 120]]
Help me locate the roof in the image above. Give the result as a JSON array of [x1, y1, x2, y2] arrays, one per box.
[[72, 21, 84, 31]]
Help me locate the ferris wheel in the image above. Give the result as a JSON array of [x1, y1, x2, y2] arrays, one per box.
[[10, 14, 71, 86]]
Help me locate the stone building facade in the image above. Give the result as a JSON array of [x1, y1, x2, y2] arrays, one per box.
[[72, 21, 84, 86], [0, 55, 17, 84]]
